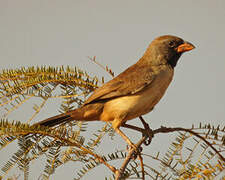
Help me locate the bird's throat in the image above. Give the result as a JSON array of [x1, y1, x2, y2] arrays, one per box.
[[167, 53, 182, 68]]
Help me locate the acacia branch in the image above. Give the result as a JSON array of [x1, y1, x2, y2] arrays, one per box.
[[4, 125, 117, 175], [115, 121, 225, 179], [115, 136, 148, 180], [153, 126, 225, 162], [138, 154, 145, 180]]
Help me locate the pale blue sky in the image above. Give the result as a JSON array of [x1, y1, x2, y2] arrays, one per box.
[[0, 0, 225, 179]]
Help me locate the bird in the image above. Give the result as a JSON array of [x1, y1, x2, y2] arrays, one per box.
[[34, 35, 195, 148]]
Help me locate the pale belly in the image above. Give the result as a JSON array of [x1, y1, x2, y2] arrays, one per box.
[[100, 67, 174, 122]]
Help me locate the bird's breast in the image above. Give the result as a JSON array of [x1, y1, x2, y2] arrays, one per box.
[[100, 66, 174, 122]]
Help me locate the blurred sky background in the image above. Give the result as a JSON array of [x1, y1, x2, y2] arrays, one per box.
[[0, 0, 225, 179]]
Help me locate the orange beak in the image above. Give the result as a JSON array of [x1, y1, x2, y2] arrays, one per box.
[[176, 41, 195, 53]]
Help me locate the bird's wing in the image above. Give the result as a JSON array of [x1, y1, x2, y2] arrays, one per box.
[[84, 61, 156, 105]]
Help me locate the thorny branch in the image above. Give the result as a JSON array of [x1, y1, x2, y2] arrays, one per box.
[[18, 128, 117, 175], [115, 117, 225, 180], [138, 155, 145, 180], [152, 126, 225, 162], [115, 136, 148, 180], [87, 56, 115, 78]]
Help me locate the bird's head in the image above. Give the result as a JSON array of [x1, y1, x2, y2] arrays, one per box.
[[143, 35, 195, 68]]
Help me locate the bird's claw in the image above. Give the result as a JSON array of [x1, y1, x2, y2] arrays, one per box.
[[144, 137, 152, 145], [142, 128, 154, 146]]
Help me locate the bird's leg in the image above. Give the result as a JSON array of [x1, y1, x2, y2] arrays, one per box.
[[121, 117, 153, 139], [121, 117, 153, 146], [139, 116, 153, 145], [112, 119, 137, 150], [139, 116, 150, 130], [114, 128, 136, 150]]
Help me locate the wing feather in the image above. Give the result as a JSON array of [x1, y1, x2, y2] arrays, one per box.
[[84, 61, 155, 105]]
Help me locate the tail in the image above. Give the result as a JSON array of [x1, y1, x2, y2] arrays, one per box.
[[34, 112, 73, 127], [34, 103, 104, 127]]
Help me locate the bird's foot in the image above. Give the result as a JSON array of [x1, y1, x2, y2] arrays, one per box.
[[142, 126, 154, 146], [139, 116, 154, 145]]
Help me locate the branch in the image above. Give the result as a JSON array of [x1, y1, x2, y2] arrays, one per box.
[[115, 136, 147, 180], [0, 120, 117, 175], [87, 56, 115, 78], [115, 120, 225, 180], [138, 155, 145, 180], [153, 126, 225, 162]]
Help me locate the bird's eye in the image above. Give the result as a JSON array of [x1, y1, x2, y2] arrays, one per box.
[[168, 41, 176, 47]]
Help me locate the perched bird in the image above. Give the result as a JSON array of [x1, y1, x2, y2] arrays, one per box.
[[35, 35, 195, 148]]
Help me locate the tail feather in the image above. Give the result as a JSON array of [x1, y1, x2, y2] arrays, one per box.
[[34, 103, 104, 127], [34, 113, 72, 127]]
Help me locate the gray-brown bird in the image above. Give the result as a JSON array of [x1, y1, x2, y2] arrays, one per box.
[[35, 35, 195, 148]]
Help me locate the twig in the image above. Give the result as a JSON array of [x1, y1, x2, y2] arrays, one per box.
[[115, 122, 225, 179], [153, 126, 225, 162], [138, 155, 145, 180], [19, 129, 117, 174], [87, 56, 115, 77], [115, 136, 149, 180]]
